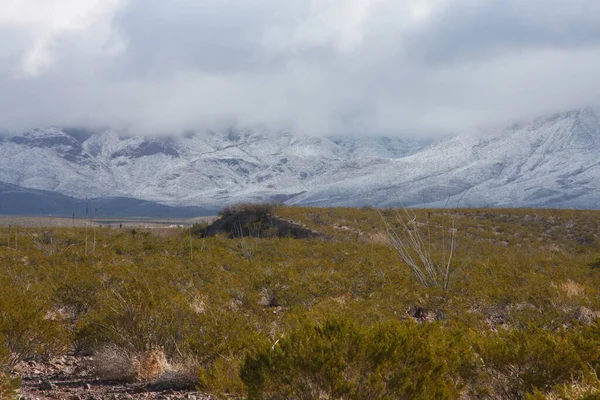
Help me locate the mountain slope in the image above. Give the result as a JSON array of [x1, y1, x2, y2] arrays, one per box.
[[0, 181, 213, 217], [288, 109, 600, 208], [0, 127, 427, 207], [1, 109, 599, 210]]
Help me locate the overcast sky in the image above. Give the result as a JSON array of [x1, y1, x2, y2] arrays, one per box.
[[0, 0, 599, 137]]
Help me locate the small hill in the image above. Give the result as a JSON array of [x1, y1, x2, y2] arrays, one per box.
[[202, 203, 323, 238]]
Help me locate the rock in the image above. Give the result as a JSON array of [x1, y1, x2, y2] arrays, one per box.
[[39, 379, 54, 390], [84, 383, 92, 390], [131, 386, 146, 394]]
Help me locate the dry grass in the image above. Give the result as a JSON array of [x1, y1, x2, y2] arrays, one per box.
[[138, 347, 168, 381], [93, 345, 168, 382], [364, 231, 388, 244], [151, 357, 199, 390], [541, 372, 600, 400], [553, 279, 586, 299], [94, 345, 139, 382], [190, 294, 207, 315]]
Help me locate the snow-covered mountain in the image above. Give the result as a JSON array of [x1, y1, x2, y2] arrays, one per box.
[[1, 108, 599, 211], [0, 126, 427, 208], [289, 108, 600, 209]]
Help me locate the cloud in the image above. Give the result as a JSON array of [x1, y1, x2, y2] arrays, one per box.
[[0, 0, 123, 76], [406, 0, 600, 63], [0, 0, 599, 137]]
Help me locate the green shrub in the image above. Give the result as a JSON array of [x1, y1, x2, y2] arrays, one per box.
[[0, 342, 20, 400], [198, 356, 246, 397], [75, 273, 196, 354], [190, 222, 209, 237], [0, 282, 70, 366], [210, 202, 283, 238], [219, 203, 275, 218], [1, 207, 600, 399], [526, 367, 600, 400], [241, 318, 478, 400], [474, 326, 600, 399]]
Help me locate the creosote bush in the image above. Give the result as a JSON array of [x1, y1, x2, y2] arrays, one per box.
[[526, 367, 600, 400], [211, 202, 279, 238], [0, 342, 20, 400], [0, 279, 70, 367], [218, 202, 276, 218], [241, 318, 478, 400], [473, 324, 600, 399]]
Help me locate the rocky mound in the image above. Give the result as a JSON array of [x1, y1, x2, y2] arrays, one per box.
[[201, 204, 323, 239]]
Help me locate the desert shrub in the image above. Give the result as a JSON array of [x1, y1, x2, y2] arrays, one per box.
[[241, 318, 478, 400], [526, 367, 600, 400], [75, 273, 197, 355], [27, 230, 80, 256], [380, 208, 472, 291], [198, 356, 247, 397], [54, 272, 101, 320], [151, 357, 199, 390], [0, 342, 20, 400], [190, 222, 209, 237], [219, 203, 275, 218], [210, 203, 281, 238], [0, 376, 19, 399], [0, 372, 19, 400], [93, 343, 169, 382], [195, 308, 268, 397], [474, 326, 600, 399], [93, 344, 141, 382], [1, 208, 600, 399], [0, 281, 70, 366], [94, 343, 200, 387]]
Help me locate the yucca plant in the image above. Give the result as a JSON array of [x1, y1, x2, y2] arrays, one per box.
[[380, 206, 471, 291]]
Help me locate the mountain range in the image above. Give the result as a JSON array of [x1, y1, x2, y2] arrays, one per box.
[[0, 108, 599, 215]]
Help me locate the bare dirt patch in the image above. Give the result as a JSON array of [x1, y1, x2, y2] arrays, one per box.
[[14, 354, 213, 400]]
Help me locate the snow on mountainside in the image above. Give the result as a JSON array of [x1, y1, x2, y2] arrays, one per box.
[[0, 126, 427, 208], [1, 108, 600, 210], [289, 108, 600, 208]]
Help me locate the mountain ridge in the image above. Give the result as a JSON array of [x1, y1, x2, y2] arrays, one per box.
[[1, 108, 599, 211], [0, 181, 214, 217]]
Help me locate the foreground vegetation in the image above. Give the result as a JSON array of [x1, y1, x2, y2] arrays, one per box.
[[1, 205, 600, 399]]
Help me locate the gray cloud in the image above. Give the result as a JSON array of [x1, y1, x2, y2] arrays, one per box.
[[0, 0, 599, 138], [406, 0, 600, 63]]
